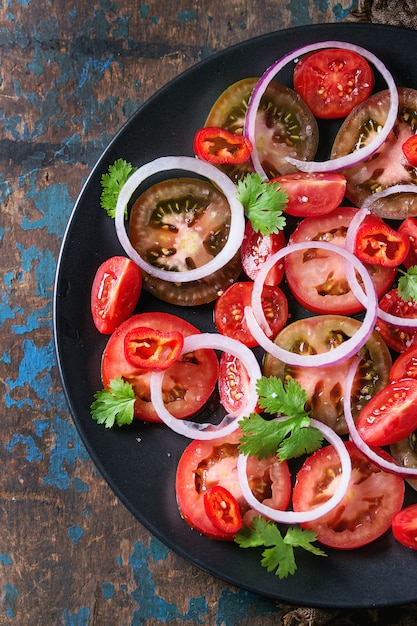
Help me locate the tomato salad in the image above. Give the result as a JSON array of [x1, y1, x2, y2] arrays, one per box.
[[90, 41, 417, 578]]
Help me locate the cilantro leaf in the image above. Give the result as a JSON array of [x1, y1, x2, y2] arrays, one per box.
[[235, 517, 326, 579], [90, 377, 136, 428], [100, 158, 137, 218], [238, 377, 323, 460], [257, 376, 308, 418], [398, 265, 417, 303], [236, 173, 287, 235], [238, 412, 322, 461]]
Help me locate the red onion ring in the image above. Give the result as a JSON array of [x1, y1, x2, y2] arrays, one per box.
[[345, 202, 417, 329], [114, 156, 245, 282], [149, 333, 261, 439], [344, 357, 417, 477], [246, 241, 378, 367], [237, 417, 352, 524], [245, 41, 398, 178]]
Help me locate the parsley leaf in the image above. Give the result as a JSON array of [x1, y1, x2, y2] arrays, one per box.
[[236, 173, 287, 235], [235, 517, 326, 579], [239, 377, 323, 461], [239, 412, 322, 461], [398, 265, 417, 303], [100, 158, 137, 218], [90, 377, 136, 428], [257, 376, 308, 418]]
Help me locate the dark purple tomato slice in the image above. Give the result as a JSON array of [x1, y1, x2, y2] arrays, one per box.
[[129, 178, 241, 306], [331, 88, 417, 219], [204, 77, 319, 182], [262, 314, 392, 434]]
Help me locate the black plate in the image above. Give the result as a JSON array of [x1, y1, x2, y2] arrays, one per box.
[[53, 23, 417, 608]]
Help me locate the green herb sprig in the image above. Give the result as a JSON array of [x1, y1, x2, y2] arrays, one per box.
[[91, 377, 135, 428], [238, 376, 323, 461], [236, 172, 287, 235], [100, 158, 137, 218], [235, 517, 326, 579], [398, 265, 417, 303]]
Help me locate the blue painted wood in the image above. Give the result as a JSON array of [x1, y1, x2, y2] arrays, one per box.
[[11, 2, 417, 625]]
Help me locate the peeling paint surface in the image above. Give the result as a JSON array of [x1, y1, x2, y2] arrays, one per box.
[[1, 1, 364, 624]]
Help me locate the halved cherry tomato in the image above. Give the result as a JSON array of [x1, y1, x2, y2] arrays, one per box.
[[175, 429, 291, 541], [392, 504, 417, 550], [263, 315, 392, 434], [91, 256, 142, 334], [354, 215, 410, 267], [285, 207, 396, 315], [402, 135, 417, 167], [376, 288, 417, 353], [219, 352, 261, 415], [271, 172, 347, 217], [123, 326, 183, 371], [204, 485, 243, 534], [356, 378, 417, 446], [102, 313, 219, 422], [293, 442, 404, 549], [398, 217, 417, 268], [241, 221, 285, 285], [390, 344, 417, 381], [214, 281, 288, 347], [194, 126, 252, 165], [293, 48, 374, 119]]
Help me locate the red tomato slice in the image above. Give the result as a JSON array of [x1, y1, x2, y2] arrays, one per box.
[[101, 312, 219, 422], [354, 216, 409, 267], [271, 172, 347, 217], [175, 429, 291, 541], [293, 48, 374, 119], [91, 256, 142, 334], [392, 503, 417, 550], [214, 281, 288, 348], [399, 217, 417, 269], [285, 207, 396, 315], [204, 485, 243, 534], [390, 344, 417, 381], [241, 221, 285, 285], [376, 288, 417, 353], [402, 135, 417, 167], [293, 442, 404, 549], [356, 378, 417, 446]]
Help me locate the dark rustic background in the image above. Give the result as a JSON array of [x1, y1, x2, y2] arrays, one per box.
[[2, 1, 417, 624]]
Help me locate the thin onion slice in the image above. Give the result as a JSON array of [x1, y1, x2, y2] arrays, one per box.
[[237, 417, 352, 524], [244, 41, 398, 178], [114, 156, 245, 283], [361, 184, 417, 213], [345, 201, 417, 329], [246, 241, 378, 367], [344, 207, 371, 308], [149, 333, 261, 439], [344, 357, 417, 478]]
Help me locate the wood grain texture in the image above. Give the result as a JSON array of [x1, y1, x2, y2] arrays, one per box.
[[3, 1, 417, 624]]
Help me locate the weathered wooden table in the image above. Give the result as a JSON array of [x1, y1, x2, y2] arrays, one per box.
[[3, 1, 417, 624]]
